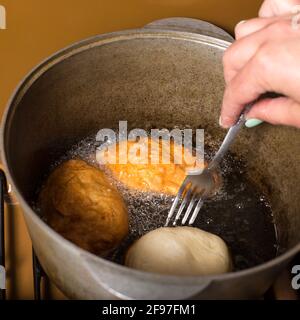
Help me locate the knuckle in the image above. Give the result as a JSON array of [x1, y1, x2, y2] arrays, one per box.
[[222, 50, 236, 83], [222, 53, 230, 75], [267, 20, 289, 35], [222, 47, 231, 66], [222, 44, 235, 68], [259, 103, 272, 122], [255, 44, 272, 72], [234, 22, 244, 38]]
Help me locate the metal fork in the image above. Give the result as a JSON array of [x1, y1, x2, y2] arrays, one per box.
[[165, 107, 250, 227]]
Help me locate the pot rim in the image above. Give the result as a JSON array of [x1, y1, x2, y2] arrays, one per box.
[[1, 27, 299, 285]]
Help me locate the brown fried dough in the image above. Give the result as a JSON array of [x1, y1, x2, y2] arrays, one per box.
[[99, 138, 205, 195], [39, 159, 128, 255]]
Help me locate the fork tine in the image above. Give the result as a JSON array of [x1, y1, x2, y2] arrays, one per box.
[[165, 178, 189, 226], [173, 186, 192, 226], [181, 189, 197, 225], [188, 197, 204, 225]]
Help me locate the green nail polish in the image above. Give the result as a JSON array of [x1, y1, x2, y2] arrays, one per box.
[[245, 119, 263, 128]]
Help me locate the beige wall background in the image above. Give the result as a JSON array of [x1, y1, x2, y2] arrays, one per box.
[[0, 0, 263, 117], [0, 0, 262, 299]]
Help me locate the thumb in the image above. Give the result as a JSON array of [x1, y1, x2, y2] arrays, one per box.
[[245, 96, 300, 128]]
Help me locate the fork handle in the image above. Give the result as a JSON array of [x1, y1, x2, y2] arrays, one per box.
[[209, 93, 284, 169], [208, 104, 252, 170]]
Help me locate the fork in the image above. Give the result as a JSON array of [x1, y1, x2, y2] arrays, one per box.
[[165, 106, 250, 227]]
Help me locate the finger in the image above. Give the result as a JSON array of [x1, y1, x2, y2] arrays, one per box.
[[246, 96, 300, 128], [224, 29, 266, 83], [259, 0, 298, 18], [235, 15, 291, 39], [221, 54, 271, 128], [224, 19, 292, 83], [259, 0, 275, 18]]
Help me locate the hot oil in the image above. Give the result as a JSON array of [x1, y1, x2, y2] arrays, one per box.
[[52, 133, 278, 271]]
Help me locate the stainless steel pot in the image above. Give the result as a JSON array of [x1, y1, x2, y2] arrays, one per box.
[[1, 18, 300, 299]]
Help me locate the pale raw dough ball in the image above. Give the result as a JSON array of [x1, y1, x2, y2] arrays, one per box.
[[125, 227, 232, 276]]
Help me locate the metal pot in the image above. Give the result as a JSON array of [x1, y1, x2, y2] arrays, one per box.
[[1, 18, 300, 299]]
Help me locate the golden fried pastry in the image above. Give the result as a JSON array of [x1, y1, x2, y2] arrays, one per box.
[[97, 138, 205, 195], [125, 227, 232, 276], [39, 159, 128, 255]]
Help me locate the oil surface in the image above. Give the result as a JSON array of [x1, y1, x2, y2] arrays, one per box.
[[44, 134, 278, 271]]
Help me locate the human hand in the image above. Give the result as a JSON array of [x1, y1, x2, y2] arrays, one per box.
[[236, 0, 300, 41], [259, 0, 300, 18], [220, 18, 300, 129]]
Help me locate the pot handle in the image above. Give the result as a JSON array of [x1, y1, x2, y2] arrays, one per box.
[[81, 253, 212, 300], [144, 17, 234, 42]]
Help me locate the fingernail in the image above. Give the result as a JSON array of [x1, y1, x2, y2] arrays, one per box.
[[236, 20, 247, 27], [219, 116, 229, 128], [219, 116, 231, 128], [219, 116, 223, 127], [245, 119, 263, 128]]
